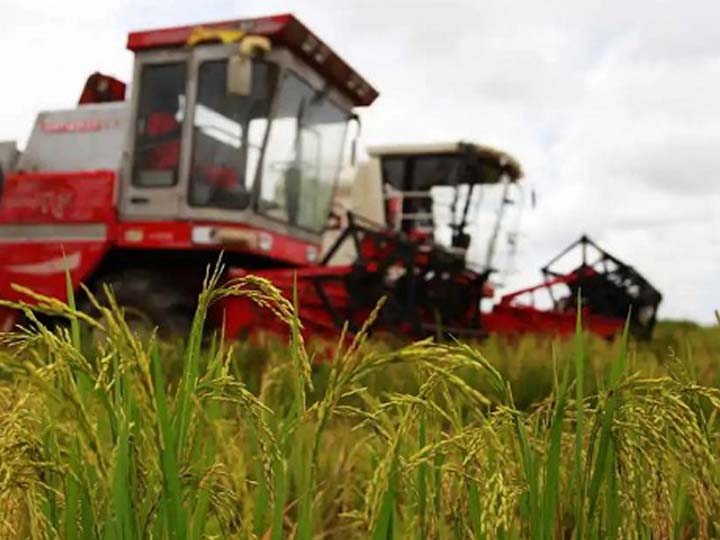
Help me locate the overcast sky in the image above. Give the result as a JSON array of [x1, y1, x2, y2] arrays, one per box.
[[2, 0, 718, 322]]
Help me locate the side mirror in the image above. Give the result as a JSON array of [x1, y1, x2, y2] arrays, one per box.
[[227, 54, 253, 96]]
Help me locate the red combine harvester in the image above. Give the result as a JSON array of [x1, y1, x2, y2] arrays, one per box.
[[0, 15, 661, 341], [0, 15, 377, 334]]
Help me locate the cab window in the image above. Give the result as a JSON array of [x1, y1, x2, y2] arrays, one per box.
[[189, 59, 276, 209], [259, 71, 350, 232], [132, 62, 186, 187]]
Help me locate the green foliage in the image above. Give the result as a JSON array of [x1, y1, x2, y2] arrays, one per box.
[[1, 273, 720, 538]]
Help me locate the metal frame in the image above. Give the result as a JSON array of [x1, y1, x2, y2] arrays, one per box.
[[222, 211, 490, 340], [482, 171, 513, 270]]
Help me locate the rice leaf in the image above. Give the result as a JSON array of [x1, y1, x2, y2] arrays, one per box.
[[151, 341, 187, 539]]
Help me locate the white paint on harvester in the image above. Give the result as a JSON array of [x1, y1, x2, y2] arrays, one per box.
[[306, 245, 318, 262], [258, 231, 273, 251], [5, 251, 81, 275], [123, 229, 144, 243]]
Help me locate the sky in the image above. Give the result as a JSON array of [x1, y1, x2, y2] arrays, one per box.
[[2, 0, 718, 322]]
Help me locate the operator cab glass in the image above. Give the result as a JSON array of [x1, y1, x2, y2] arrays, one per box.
[[189, 59, 276, 209], [133, 63, 186, 188], [259, 71, 350, 232]]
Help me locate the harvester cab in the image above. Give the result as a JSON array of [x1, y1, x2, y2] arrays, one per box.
[[121, 21, 369, 231], [327, 142, 524, 267]]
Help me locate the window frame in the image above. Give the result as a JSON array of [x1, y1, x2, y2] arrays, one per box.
[[120, 48, 192, 220]]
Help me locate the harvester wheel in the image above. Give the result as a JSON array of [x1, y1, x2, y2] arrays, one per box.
[[84, 270, 195, 340]]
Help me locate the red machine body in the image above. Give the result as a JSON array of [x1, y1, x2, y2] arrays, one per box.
[[0, 171, 116, 306], [79, 73, 127, 105], [0, 168, 320, 321]]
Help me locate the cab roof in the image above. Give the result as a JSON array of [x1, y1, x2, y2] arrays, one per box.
[[127, 14, 378, 107], [367, 141, 523, 181]]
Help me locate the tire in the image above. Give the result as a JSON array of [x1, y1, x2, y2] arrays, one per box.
[[85, 269, 195, 339]]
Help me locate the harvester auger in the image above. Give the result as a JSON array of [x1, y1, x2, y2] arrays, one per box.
[[484, 235, 663, 340]]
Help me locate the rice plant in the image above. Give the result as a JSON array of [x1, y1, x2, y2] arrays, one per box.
[[1, 270, 719, 538]]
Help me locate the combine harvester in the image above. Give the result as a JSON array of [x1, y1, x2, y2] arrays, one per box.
[[230, 141, 526, 340], [0, 15, 661, 341]]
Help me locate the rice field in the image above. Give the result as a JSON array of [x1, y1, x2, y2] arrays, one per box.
[[1, 270, 720, 539]]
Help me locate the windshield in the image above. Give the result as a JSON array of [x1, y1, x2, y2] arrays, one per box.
[[189, 59, 276, 209], [382, 155, 463, 234], [259, 71, 350, 232]]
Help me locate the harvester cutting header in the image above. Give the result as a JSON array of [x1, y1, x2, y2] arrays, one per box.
[[0, 14, 661, 341]]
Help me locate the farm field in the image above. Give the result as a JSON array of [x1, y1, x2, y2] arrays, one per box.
[[1, 276, 720, 539]]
